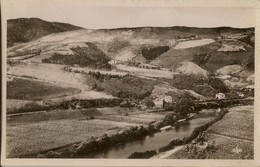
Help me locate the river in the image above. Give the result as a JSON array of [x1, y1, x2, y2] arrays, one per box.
[[78, 117, 213, 159]]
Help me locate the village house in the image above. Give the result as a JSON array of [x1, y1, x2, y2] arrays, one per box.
[[215, 93, 225, 100], [238, 92, 245, 98], [153, 95, 173, 109]]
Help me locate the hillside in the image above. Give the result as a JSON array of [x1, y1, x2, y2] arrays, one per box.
[[7, 18, 254, 76], [42, 42, 111, 69], [150, 42, 221, 70], [7, 18, 83, 47]]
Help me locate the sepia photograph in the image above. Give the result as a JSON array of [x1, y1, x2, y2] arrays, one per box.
[[1, 0, 259, 166]]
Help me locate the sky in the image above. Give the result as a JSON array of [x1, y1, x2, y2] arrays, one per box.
[[4, 0, 255, 29]]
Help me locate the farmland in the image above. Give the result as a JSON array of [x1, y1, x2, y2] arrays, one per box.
[[6, 119, 130, 157], [6, 108, 168, 158], [6, 18, 255, 159], [207, 105, 254, 141], [116, 64, 176, 79], [174, 38, 215, 49], [167, 105, 254, 159], [7, 77, 81, 100]]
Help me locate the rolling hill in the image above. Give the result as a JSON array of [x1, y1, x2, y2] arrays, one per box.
[[150, 42, 221, 70], [7, 18, 83, 47], [7, 18, 254, 75]]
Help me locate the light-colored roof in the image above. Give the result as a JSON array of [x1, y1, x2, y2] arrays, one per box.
[[245, 85, 254, 89]]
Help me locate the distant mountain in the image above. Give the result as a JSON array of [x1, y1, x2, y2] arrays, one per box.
[[7, 18, 83, 47]]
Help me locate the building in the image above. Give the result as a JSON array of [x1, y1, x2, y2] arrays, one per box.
[[238, 92, 245, 98], [215, 93, 225, 100], [153, 95, 173, 108]]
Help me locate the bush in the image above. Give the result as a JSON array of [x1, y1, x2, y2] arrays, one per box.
[[42, 42, 111, 69], [102, 76, 156, 99], [209, 78, 229, 93], [171, 74, 206, 89], [174, 93, 195, 116], [141, 46, 170, 60], [143, 97, 155, 109], [128, 150, 157, 159]]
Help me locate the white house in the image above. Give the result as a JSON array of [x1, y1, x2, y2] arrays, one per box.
[[238, 92, 245, 98], [215, 93, 225, 100]]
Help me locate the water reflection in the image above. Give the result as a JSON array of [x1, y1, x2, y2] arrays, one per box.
[[80, 117, 212, 159]]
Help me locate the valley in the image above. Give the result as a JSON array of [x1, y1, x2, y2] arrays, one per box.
[[6, 18, 255, 159]]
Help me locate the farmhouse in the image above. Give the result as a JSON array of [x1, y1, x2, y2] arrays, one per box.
[[153, 95, 173, 109], [215, 93, 225, 100], [238, 92, 245, 98]]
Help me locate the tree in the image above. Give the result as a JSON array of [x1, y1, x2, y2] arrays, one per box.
[[174, 93, 194, 116], [210, 78, 229, 93], [144, 97, 155, 109]]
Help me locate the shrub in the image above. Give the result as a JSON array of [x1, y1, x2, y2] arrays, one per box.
[[141, 46, 170, 60], [128, 150, 157, 159], [42, 42, 111, 69], [174, 93, 195, 116], [143, 97, 155, 109], [209, 78, 229, 93]]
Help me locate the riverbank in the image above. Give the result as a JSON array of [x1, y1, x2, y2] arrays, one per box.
[[7, 101, 252, 158], [6, 107, 168, 158], [35, 108, 220, 158], [163, 105, 254, 159], [127, 108, 229, 159]]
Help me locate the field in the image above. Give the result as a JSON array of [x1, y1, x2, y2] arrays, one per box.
[[150, 42, 221, 70], [101, 75, 156, 99], [116, 64, 176, 79], [6, 107, 167, 158], [70, 66, 127, 76], [7, 78, 81, 100], [207, 105, 254, 141], [174, 39, 215, 49], [168, 105, 254, 159], [7, 119, 131, 157], [7, 63, 90, 90]]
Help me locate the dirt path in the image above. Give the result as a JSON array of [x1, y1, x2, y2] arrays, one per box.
[[207, 132, 254, 142]]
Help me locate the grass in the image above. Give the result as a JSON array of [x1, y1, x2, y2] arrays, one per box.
[[6, 119, 133, 157], [174, 39, 215, 49], [206, 134, 253, 159], [7, 78, 81, 100], [97, 115, 156, 125], [116, 64, 175, 79], [150, 42, 221, 70], [171, 134, 253, 159], [203, 48, 254, 72], [102, 75, 156, 99], [42, 42, 111, 69], [168, 105, 254, 159], [207, 106, 254, 141]]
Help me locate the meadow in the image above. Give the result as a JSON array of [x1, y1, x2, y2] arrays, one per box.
[[7, 78, 81, 100], [168, 105, 254, 159]]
